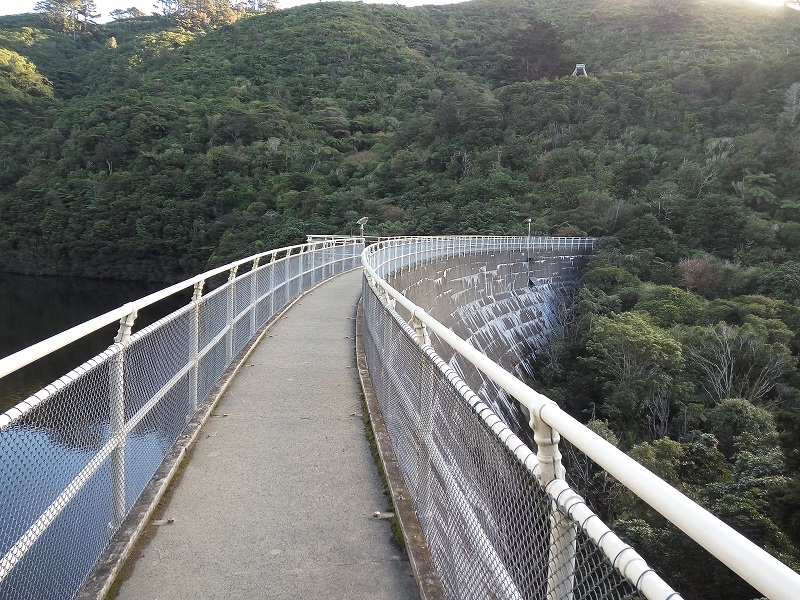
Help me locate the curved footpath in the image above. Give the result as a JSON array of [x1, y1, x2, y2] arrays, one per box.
[[111, 269, 419, 599]]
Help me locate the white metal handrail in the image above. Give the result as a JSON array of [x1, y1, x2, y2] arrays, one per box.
[[0, 238, 361, 382], [362, 235, 800, 600]]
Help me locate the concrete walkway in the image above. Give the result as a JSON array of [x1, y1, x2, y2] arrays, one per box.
[[113, 270, 419, 600]]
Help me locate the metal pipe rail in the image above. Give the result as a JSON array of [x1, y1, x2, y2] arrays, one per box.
[[364, 235, 596, 278], [0, 237, 363, 598], [361, 235, 800, 600], [0, 238, 360, 385]]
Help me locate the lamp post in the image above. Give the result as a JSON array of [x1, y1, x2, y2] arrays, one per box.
[[526, 218, 532, 286], [357, 216, 368, 239]]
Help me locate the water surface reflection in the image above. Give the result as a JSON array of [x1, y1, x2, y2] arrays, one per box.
[[0, 273, 186, 412]]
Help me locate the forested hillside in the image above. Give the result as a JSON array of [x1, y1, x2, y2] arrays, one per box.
[[2, 0, 800, 595]]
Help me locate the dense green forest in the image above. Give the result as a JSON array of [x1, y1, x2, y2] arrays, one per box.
[[2, 0, 800, 596]]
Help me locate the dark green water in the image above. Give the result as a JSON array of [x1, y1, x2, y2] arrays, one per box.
[[0, 272, 187, 413]]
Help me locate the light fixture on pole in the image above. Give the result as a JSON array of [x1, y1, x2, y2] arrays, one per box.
[[526, 218, 532, 286], [357, 216, 368, 239]]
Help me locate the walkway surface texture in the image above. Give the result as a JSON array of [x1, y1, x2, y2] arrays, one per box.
[[114, 269, 420, 600]]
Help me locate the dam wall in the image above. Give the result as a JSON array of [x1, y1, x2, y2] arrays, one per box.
[[386, 248, 591, 436]]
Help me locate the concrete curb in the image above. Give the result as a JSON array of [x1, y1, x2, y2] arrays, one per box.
[[355, 296, 445, 600]]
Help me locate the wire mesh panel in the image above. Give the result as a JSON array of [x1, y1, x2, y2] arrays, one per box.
[[125, 309, 194, 418], [197, 286, 228, 351], [195, 286, 230, 402], [271, 258, 290, 315], [255, 260, 274, 300], [0, 239, 363, 600], [570, 531, 647, 600], [120, 308, 197, 519], [299, 251, 311, 290], [0, 355, 119, 599], [312, 246, 326, 285], [234, 269, 254, 315], [287, 253, 302, 300], [231, 273, 253, 358], [197, 333, 228, 401], [254, 263, 275, 328]]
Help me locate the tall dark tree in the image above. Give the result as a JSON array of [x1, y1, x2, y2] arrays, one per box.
[[243, 0, 277, 12], [77, 0, 99, 32], [34, 0, 77, 35], [154, 0, 266, 27], [154, 0, 178, 18], [499, 20, 574, 84], [35, 0, 98, 40]]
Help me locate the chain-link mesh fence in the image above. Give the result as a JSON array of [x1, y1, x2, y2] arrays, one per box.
[[359, 237, 693, 599], [0, 240, 361, 600], [362, 282, 653, 600]]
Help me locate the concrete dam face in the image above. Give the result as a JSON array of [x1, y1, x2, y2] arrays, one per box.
[[386, 248, 591, 437]]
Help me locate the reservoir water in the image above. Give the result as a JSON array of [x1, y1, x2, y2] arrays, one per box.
[[0, 272, 186, 414], [0, 271, 193, 597]]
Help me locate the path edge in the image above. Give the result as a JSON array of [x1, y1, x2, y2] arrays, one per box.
[[355, 294, 445, 600]]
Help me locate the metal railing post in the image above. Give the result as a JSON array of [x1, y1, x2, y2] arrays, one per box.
[[250, 258, 260, 337], [190, 280, 205, 409], [411, 312, 431, 348], [297, 247, 303, 295], [410, 304, 435, 524], [325, 242, 332, 280], [270, 252, 277, 319], [379, 285, 396, 312], [109, 307, 137, 532], [530, 403, 576, 600], [226, 266, 238, 364], [309, 243, 318, 285], [300, 246, 306, 292]]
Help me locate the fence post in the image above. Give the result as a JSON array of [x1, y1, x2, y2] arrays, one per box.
[[410, 306, 434, 516], [270, 252, 278, 319], [325, 241, 332, 280], [379, 285, 396, 312], [109, 307, 137, 532], [250, 258, 260, 337], [190, 280, 205, 409], [226, 266, 238, 364], [411, 312, 431, 347], [299, 246, 306, 293], [530, 403, 576, 600]]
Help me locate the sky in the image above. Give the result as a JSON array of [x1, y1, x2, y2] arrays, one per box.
[[0, 0, 792, 21], [0, 0, 468, 21]]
